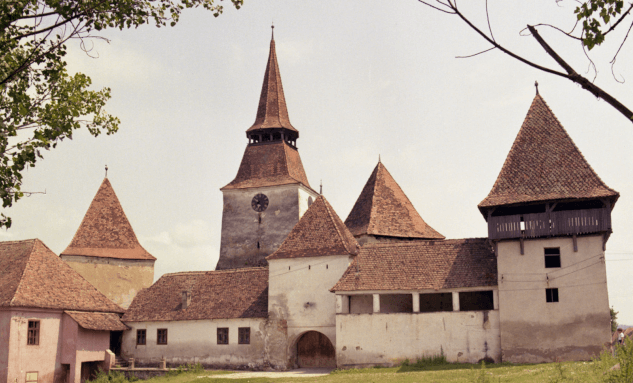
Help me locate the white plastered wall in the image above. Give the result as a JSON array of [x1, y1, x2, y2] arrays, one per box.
[[122, 318, 266, 368], [268, 254, 353, 366]]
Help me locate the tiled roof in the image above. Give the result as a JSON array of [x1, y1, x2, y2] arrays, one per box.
[[65, 311, 129, 331], [267, 195, 359, 260], [0, 239, 124, 313], [247, 37, 298, 134], [479, 94, 618, 210], [221, 141, 312, 190], [331, 238, 497, 292], [344, 162, 444, 240], [61, 178, 156, 261], [122, 268, 268, 322]]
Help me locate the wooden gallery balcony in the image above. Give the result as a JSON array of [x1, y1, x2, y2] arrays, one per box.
[[487, 207, 612, 241]]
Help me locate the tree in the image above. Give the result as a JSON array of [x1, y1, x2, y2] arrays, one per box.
[[612, 307, 620, 333], [0, 0, 242, 228], [418, 0, 633, 124]]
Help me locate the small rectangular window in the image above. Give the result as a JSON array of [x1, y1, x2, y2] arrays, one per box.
[[157, 329, 168, 345], [545, 248, 561, 268], [136, 329, 146, 345], [546, 288, 559, 303], [238, 327, 250, 344], [217, 328, 228, 345], [27, 321, 39, 345], [25, 372, 38, 383]]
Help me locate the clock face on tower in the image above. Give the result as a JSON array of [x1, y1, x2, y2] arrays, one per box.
[[251, 193, 269, 212]]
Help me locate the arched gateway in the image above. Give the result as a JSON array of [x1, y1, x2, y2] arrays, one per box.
[[296, 331, 336, 368]]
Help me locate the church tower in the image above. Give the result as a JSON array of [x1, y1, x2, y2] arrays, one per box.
[[61, 177, 156, 309], [479, 91, 618, 363], [217, 31, 318, 270]]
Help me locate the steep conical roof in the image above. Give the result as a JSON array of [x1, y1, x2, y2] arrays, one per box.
[[478, 94, 618, 211], [345, 162, 445, 240], [267, 195, 359, 260], [0, 239, 124, 313], [61, 178, 155, 260], [247, 35, 297, 134]]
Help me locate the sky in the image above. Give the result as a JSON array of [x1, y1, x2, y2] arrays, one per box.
[[5, 1, 633, 323]]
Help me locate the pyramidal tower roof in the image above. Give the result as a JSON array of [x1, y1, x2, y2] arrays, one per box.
[[1, 239, 124, 313], [247, 31, 297, 134], [344, 162, 445, 240], [478, 93, 618, 211], [61, 178, 156, 261], [267, 195, 359, 260]]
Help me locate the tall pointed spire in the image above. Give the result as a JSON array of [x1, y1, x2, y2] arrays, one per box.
[[246, 31, 298, 147]]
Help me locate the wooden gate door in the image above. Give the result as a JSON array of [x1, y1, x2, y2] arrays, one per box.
[[297, 331, 336, 368]]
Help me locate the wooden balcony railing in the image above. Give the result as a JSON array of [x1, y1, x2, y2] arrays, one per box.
[[488, 208, 611, 240]]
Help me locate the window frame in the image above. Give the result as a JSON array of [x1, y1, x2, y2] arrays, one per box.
[[27, 320, 39, 346], [544, 248, 561, 268], [238, 327, 250, 345], [217, 327, 229, 345], [136, 329, 146, 345], [25, 372, 38, 383], [157, 328, 168, 345], [546, 288, 559, 303]]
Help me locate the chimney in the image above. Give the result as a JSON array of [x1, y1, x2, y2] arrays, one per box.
[[182, 290, 191, 310]]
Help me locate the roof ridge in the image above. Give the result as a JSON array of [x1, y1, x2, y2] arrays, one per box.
[[322, 196, 356, 255], [9, 239, 36, 306]]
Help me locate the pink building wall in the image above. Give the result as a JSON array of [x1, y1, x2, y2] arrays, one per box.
[[4, 309, 63, 383], [1, 309, 112, 383]]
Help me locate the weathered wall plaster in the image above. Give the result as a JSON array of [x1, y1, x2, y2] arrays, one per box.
[[122, 318, 267, 368], [61, 256, 154, 309], [497, 235, 611, 363], [218, 185, 318, 270], [336, 310, 501, 366], [268, 255, 352, 367]]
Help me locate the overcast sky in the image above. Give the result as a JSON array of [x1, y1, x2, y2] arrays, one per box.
[[5, 1, 633, 323]]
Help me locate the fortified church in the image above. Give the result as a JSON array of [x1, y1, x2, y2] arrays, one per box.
[[0, 30, 620, 380]]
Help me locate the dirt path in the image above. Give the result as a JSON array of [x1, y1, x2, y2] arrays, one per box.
[[202, 368, 333, 379]]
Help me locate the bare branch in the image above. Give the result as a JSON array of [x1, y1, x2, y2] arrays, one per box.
[[602, 2, 633, 38], [527, 25, 633, 122], [456, 47, 496, 58], [417, 0, 456, 14], [486, 0, 495, 42], [526, 23, 583, 41]]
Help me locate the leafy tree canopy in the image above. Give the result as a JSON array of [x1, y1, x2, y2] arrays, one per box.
[[0, 0, 242, 228]]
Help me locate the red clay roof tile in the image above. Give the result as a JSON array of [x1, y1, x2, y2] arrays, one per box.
[[479, 94, 618, 211], [65, 311, 129, 331], [61, 178, 155, 261], [221, 141, 312, 190], [331, 238, 497, 292], [0, 239, 124, 313], [122, 268, 268, 322], [247, 37, 297, 134], [267, 195, 359, 260], [344, 162, 444, 240]]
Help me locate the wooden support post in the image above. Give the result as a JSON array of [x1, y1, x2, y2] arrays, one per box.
[[493, 290, 499, 310]]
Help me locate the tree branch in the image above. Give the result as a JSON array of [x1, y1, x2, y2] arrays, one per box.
[[527, 25, 633, 121]]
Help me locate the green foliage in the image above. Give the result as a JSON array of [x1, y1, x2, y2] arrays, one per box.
[[90, 370, 130, 383], [0, 0, 242, 229], [574, 0, 625, 49], [611, 307, 619, 333], [471, 360, 493, 383], [165, 363, 205, 376], [593, 338, 633, 383]]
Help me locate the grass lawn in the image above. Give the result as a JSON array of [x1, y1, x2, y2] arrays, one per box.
[[117, 361, 603, 383]]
